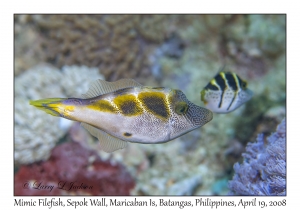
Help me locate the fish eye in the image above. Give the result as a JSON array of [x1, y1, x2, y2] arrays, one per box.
[[175, 101, 188, 115], [241, 81, 247, 89]]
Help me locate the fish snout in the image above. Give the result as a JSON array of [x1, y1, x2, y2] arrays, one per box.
[[187, 103, 213, 127]]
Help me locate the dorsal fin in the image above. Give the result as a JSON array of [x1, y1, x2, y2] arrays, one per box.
[[81, 123, 128, 153], [82, 78, 142, 99]]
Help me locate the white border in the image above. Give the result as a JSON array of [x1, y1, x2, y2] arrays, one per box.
[[3, 0, 296, 209]]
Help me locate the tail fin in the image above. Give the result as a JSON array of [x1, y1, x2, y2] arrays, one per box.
[[29, 98, 66, 117]]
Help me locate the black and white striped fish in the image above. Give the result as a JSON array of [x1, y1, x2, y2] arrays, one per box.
[[201, 72, 253, 113]]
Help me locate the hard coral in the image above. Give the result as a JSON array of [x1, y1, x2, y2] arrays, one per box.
[[228, 119, 286, 195], [15, 64, 104, 164], [14, 142, 135, 195], [15, 15, 178, 80]]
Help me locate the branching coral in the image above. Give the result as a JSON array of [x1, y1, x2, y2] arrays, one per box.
[[14, 142, 135, 195], [228, 119, 286, 195]]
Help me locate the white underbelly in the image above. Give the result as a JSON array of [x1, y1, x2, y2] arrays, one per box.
[[73, 108, 171, 144]]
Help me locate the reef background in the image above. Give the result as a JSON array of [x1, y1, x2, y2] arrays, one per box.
[[14, 14, 286, 195]]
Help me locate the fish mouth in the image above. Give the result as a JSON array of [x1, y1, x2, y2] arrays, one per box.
[[29, 98, 65, 117], [239, 89, 253, 102], [171, 105, 213, 140]]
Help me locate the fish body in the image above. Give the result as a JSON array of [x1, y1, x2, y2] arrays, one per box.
[[201, 72, 253, 113], [30, 79, 213, 152]]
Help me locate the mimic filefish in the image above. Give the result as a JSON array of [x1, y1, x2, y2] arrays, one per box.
[[201, 72, 253, 114], [30, 79, 213, 153]]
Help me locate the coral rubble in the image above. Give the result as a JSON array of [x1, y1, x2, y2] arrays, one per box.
[[14, 142, 135, 195], [228, 119, 286, 195]]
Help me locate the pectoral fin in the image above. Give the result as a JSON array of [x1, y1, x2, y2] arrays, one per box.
[[82, 78, 142, 98], [81, 123, 127, 153]]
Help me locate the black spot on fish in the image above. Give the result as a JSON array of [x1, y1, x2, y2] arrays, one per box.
[[113, 94, 143, 116], [123, 132, 132, 137], [225, 73, 238, 91], [139, 92, 169, 119], [120, 101, 139, 115]]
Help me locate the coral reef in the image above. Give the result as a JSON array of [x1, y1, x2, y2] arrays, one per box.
[[228, 119, 286, 195], [95, 131, 222, 195], [14, 15, 286, 195], [152, 15, 285, 195], [218, 15, 286, 80], [14, 15, 44, 76], [15, 64, 104, 164], [14, 15, 184, 80], [67, 15, 285, 195], [14, 141, 135, 195]]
